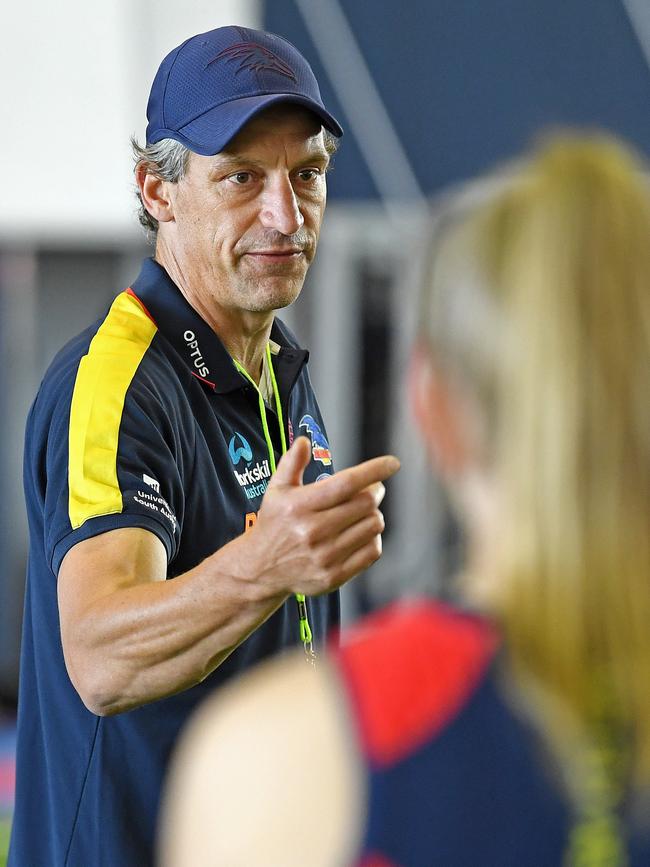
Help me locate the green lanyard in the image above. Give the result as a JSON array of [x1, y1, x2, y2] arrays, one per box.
[[564, 712, 629, 867], [232, 343, 316, 664]]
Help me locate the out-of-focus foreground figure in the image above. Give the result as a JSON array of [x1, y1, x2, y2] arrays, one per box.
[[161, 134, 650, 867]]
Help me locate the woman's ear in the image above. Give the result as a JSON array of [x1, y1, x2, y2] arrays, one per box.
[[408, 341, 472, 478]]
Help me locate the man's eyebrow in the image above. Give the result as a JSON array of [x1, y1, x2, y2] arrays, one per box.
[[299, 146, 331, 166], [208, 155, 266, 174], [209, 147, 330, 174]]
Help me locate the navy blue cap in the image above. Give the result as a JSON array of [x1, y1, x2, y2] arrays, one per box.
[[145, 25, 343, 155]]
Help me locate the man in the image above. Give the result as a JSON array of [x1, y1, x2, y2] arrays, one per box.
[[9, 25, 399, 867]]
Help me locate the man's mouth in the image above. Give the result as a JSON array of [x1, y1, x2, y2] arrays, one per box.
[[242, 248, 304, 262], [244, 247, 303, 258]]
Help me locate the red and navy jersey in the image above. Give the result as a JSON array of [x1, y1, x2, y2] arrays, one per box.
[[10, 258, 339, 867], [335, 602, 650, 867]]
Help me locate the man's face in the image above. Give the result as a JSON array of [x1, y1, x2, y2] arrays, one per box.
[[162, 105, 330, 316]]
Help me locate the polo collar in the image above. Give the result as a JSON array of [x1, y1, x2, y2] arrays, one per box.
[[127, 258, 307, 395]]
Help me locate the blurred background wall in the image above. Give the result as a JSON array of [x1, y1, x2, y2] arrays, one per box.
[[1, 0, 650, 701]]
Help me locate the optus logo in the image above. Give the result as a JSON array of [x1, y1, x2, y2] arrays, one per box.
[[183, 330, 210, 379], [229, 432, 253, 466]]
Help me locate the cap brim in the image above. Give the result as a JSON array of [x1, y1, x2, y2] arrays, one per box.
[[150, 93, 343, 156]]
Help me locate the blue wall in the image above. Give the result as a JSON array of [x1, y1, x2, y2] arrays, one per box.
[[265, 0, 650, 199]]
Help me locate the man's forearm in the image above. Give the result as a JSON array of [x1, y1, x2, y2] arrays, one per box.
[[65, 532, 289, 716], [59, 443, 398, 715]]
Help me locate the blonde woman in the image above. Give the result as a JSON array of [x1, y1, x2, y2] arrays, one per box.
[[161, 134, 650, 867]]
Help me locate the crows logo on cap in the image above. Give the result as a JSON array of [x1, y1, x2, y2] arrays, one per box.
[[208, 43, 297, 82]]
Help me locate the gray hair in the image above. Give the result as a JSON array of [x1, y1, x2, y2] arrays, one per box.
[[323, 128, 340, 158], [131, 136, 191, 238]]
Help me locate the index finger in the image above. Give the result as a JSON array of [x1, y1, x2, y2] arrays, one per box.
[[302, 454, 400, 511]]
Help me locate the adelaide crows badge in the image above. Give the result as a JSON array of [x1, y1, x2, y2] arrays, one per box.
[[299, 415, 332, 466]]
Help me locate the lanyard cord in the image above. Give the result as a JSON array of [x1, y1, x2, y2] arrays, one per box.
[[563, 706, 629, 867], [565, 739, 628, 867], [232, 344, 315, 662], [517, 672, 630, 867]]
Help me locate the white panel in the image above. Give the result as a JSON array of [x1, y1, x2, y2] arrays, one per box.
[[0, 0, 261, 243]]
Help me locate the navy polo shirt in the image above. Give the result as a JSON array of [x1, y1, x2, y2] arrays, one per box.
[[10, 258, 340, 867]]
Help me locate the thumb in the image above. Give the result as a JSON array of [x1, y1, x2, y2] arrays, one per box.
[[268, 436, 312, 489]]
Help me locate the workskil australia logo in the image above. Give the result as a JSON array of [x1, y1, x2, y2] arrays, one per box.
[[299, 415, 332, 466], [229, 432, 253, 465], [228, 432, 270, 500]]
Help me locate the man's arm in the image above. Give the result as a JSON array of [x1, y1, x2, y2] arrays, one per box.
[[58, 437, 399, 715], [159, 653, 363, 867]]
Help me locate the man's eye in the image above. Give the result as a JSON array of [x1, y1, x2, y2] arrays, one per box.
[[229, 172, 253, 185], [297, 169, 320, 182]]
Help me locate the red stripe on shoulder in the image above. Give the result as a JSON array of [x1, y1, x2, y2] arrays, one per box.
[[334, 601, 498, 767], [125, 287, 157, 325]]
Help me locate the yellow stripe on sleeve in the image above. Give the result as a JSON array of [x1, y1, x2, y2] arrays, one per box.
[[68, 291, 158, 529]]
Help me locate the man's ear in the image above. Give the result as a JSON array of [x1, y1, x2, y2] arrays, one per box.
[[408, 341, 470, 478], [135, 164, 175, 225]]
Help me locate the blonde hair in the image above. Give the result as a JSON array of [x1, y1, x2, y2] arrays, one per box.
[[422, 134, 650, 780]]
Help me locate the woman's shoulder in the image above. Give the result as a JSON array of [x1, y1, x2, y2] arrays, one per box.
[[333, 599, 500, 765]]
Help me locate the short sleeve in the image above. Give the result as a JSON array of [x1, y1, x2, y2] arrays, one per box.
[[45, 368, 188, 575], [40, 294, 191, 575]]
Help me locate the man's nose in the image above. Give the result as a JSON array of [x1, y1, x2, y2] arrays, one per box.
[[258, 176, 304, 236]]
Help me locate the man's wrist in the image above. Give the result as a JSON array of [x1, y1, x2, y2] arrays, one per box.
[[206, 529, 290, 607]]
